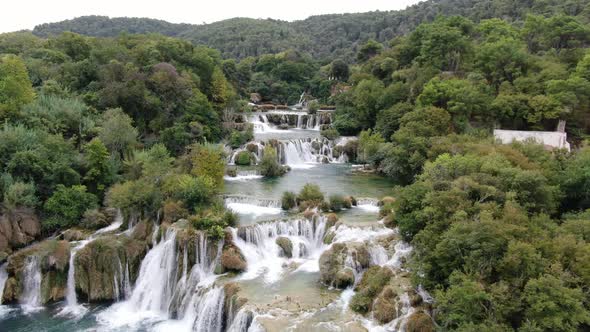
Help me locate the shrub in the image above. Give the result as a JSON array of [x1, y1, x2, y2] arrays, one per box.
[[281, 191, 297, 210], [298, 184, 324, 203], [226, 168, 237, 177], [308, 100, 320, 114], [321, 128, 340, 140], [44, 184, 98, 230], [3, 181, 38, 210], [229, 125, 254, 148], [329, 194, 346, 212], [235, 151, 253, 166], [343, 140, 358, 162], [350, 266, 393, 313], [259, 146, 287, 177]]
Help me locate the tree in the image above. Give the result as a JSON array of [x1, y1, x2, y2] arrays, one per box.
[[98, 108, 138, 156], [190, 144, 225, 188], [357, 39, 383, 62], [523, 275, 590, 332], [44, 184, 98, 230], [0, 55, 35, 120], [330, 59, 350, 81], [83, 138, 113, 196], [258, 146, 286, 178]]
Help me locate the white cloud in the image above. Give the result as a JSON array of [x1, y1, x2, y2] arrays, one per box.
[[0, 0, 423, 33]]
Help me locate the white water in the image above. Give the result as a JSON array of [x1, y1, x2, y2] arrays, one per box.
[[59, 213, 124, 317], [98, 229, 228, 332], [355, 198, 380, 213], [0, 263, 14, 319], [231, 217, 328, 282], [19, 256, 42, 313], [224, 170, 264, 181], [225, 195, 282, 218]]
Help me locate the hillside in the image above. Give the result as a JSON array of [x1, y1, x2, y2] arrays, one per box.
[[32, 0, 590, 60]]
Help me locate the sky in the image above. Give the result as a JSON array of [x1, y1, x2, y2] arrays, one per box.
[[0, 0, 423, 33]]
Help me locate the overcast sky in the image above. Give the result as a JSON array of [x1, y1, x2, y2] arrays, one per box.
[[0, 0, 423, 33]]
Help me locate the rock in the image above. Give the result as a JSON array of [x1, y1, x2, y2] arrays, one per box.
[[246, 143, 259, 154], [319, 242, 370, 288], [75, 235, 147, 302], [131, 220, 154, 243], [221, 245, 247, 272], [303, 210, 316, 220], [62, 229, 87, 242], [373, 286, 398, 323], [2, 239, 70, 304], [334, 268, 355, 288], [379, 196, 396, 206], [80, 209, 109, 230], [278, 124, 290, 130], [250, 93, 261, 104], [349, 266, 394, 314], [276, 237, 293, 258], [325, 213, 339, 227], [0, 208, 41, 259], [406, 311, 435, 332]]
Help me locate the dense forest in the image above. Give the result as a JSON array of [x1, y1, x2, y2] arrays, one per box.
[[1, 0, 590, 330], [32, 0, 590, 60]]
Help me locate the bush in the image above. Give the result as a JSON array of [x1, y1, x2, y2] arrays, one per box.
[[228, 125, 254, 149], [321, 128, 340, 140], [308, 100, 320, 114], [329, 194, 346, 212], [343, 140, 358, 162], [350, 266, 393, 313], [3, 181, 38, 210], [259, 146, 287, 177], [235, 151, 253, 166], [281, 191, 297, 210], [298, 184, 324, 203], [44, 184, 98, 230]]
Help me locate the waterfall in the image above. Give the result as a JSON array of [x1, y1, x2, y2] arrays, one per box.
[[0, 263, 7, 304], [0, 263, 13, 318], [231, 216, 329, 282], [224, 170, 263, 181], [20, 256, 42, 312], [59, 214, 124, 317], [224, 195, 282, 217], [227, 308, 254, 332], [355, 198, 380, 213], [98, 229, 228, 332]]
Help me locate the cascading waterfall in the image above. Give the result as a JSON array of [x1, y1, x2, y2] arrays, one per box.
[[59, 213, 124, 316], [231, 216, 328, 282], [0, 263, 7, 304], [98, 229, 232, 332], [355, 197, 380, 213], [227, 308, 255, 332], [224, 170, 263, 181], [224, 195, 282, 217], [19, 256, 42, 312]]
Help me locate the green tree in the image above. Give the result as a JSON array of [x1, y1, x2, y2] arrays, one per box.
[[98, 108, 138, 156], [0, 55, 35, 120], [83, 138, 113, 196], [44, 184, 98, 230]]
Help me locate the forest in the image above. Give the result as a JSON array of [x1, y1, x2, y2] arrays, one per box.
[[1, 0, 590, 331]]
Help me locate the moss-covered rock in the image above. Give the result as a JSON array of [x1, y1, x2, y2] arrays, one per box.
[[325, 213, 339, 226], [276, 237, 293, 258], [373, 286, 397, 323], [2, 239, 70, 304], [221, 245, 247, 272], [319, 242, 370, 288], [75, 235, 147, 302], [349, 266, 393, 314], [405, 311, 435, 332], [334, 267, 355, 288]]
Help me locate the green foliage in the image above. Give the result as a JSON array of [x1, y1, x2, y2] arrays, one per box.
[[3, 181, 38, 210], [329, 194, 345, 212], [190, 144, 226, 189], [320, 128, 339, 140], [281, 191, 297, 210], [83, 138, 113, 196], [297, 183, 324, 203], [98, 108, 138, 156], [229, 126, 254, 149], [357, 129, 384, 163], [0, 55, 34, 120], [44, 184, 98, 230], [234, 151, 253, 166], [349, 266, 392, 313], [258, 146, 286, 178]]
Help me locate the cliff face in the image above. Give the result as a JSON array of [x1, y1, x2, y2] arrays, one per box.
[[0, 208, 41, 262], [1, 239, 70, 304]]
